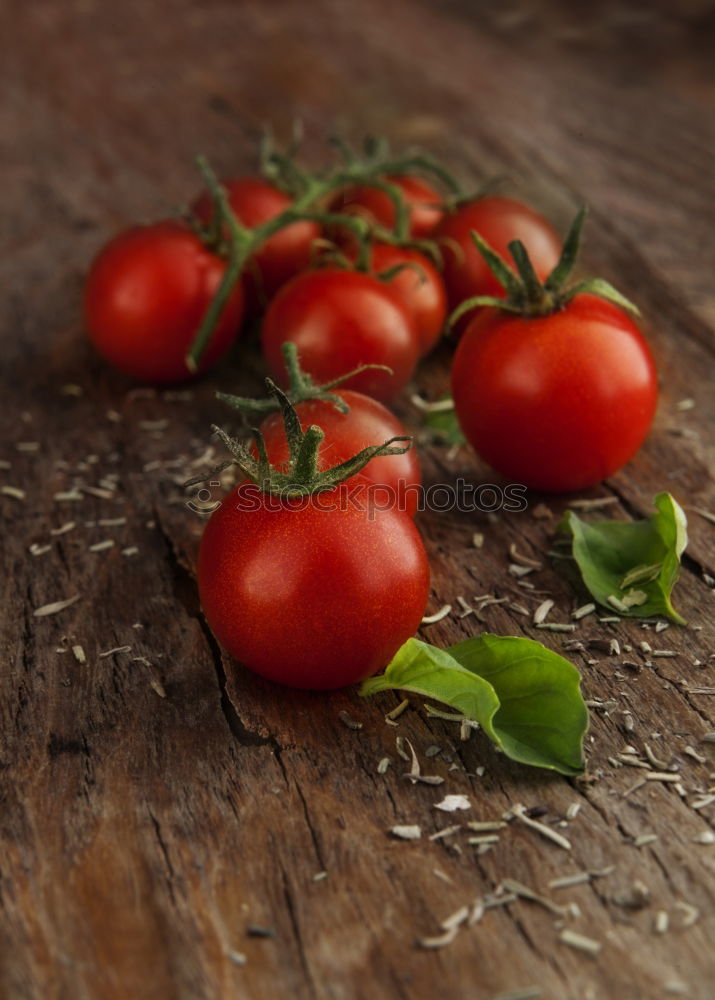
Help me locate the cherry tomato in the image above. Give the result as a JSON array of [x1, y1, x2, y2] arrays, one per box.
[[451, 295, 658, 492], [198, 481, 430, 689], [261, 268, 421, 403], [366, 243, 447, 356], [258, 389, 422, 517], [84, 221, 243, 383], [436, 196, 561, 328], [329, 174, 444, 238], [192, 177, 320, 305]]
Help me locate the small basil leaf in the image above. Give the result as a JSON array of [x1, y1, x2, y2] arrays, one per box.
[[421, 398, 466, 446], [360, 635, 587, 776], [558, 492, 687, 624]]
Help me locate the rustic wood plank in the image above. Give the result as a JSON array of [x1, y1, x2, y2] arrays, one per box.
[[2, 2, 714, 999]]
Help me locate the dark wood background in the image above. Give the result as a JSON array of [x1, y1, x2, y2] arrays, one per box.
[[2, 2, 715, 998]]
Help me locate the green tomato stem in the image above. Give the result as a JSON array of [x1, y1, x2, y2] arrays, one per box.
[[186, 140, 463, 372], [293, 425, 325, 484], [185, 158, 254, 373]]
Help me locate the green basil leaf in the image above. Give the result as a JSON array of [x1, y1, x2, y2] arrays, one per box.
[[422, 398, 466, 446], [558, 492, 687, 624], [447, 634, 588, 775], [360, 635, 587, 776]]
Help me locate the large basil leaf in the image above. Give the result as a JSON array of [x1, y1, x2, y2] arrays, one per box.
[[558, 492, 687, 624], [360, 635, 587, 776]]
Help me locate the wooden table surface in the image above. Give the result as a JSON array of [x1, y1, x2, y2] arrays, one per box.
[[2, 2, 715, 998]]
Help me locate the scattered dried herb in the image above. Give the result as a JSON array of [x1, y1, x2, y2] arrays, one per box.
[[33, 594, 81, 618], [558, 928, 602, 955], [389, 825, 422, 840], [434, 794, 471, 813], [421, 604, 452, 625]]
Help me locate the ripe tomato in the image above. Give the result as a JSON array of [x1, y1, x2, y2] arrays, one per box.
[[451, 295, 658, 492], [329, 174, 444, 238], [192, 177, 320, 305], [198, 481, 430, 689], [261, 268, 421, 403], [365, 243, 447, 356], [258, 389, 422, 517], [84, 221, 243, 383], [436, 196, 561, 326]]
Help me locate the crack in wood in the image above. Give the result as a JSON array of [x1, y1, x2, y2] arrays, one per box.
[[647, 657, 713, 735], [195, 612, 275, 750], [152, 507, 276, 749], [294, 782, 327, 872], [279, 861, 319, 1000], [147, 807, 178, 906]]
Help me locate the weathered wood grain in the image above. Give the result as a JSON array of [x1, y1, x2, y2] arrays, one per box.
[[2, 2, 714, 998]]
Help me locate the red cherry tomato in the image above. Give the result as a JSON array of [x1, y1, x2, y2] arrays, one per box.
[[258, 389, 422, 517], [436, 196, 562, 328], [451, 295, 658, 492], [329, 174, 444, 238], [198, 481, 430, 689], [261, 268, 421, 403], [84, 221, 243, 383], [192, 177, 320, 305], [366, 243, 447, 356]]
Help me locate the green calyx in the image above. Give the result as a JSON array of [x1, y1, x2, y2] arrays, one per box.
[[448, 206, 641, 328], [368, 228, 444, 271], [210, 378, 411, 497], [217, 342, 393, 418], [259, 121, 311, 199], [440, 174, 510, 214]]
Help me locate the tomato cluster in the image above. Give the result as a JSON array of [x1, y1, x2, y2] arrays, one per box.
[[83, 136, 659, 689]]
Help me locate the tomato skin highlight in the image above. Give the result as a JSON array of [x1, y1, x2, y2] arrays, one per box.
[[451, 295, 658, 492], [261, 268, 421, 403], [198, 482, 430, 690], [192, 177, 320, 304], [84, 221, 243, 383], [365, 244, 447, 356], [329, 174, 444, 238], [258, 389, 422, 517], [436, 196, 562, 326]]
